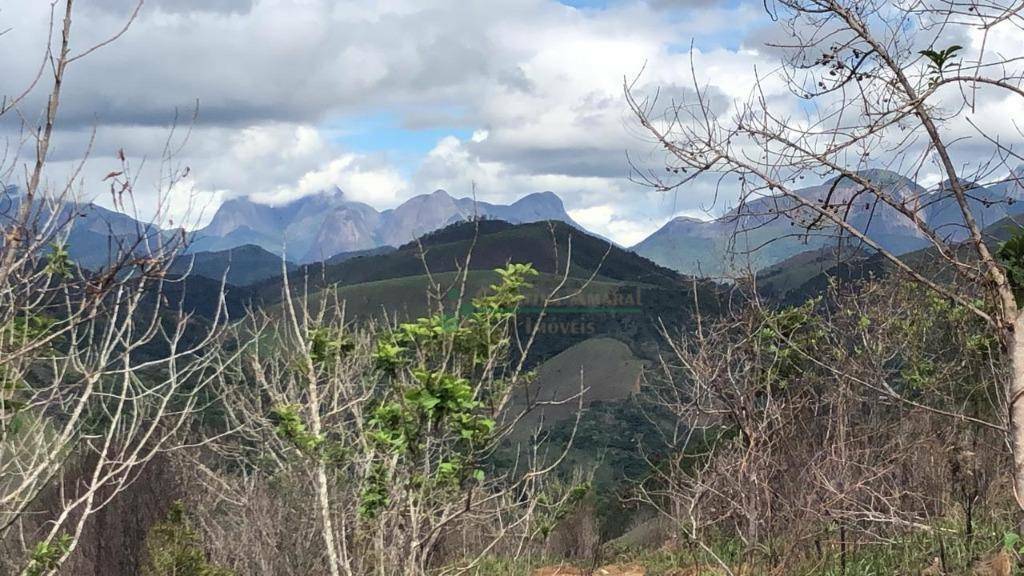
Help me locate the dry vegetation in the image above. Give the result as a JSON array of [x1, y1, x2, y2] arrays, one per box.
[[4, 0, 1024, 574]]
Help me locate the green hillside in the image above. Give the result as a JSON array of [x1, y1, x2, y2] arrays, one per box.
[[755, 245, 871, 301], [170, 244, 295, 286], [314, 270, 639, 321], [243, 219, 724, 366], [253, 219, 687, 304], [759, 215, 1024, 305]]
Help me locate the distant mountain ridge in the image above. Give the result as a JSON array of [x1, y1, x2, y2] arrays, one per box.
[[2, 185, 582, 271], [12, 167, 1023, 281], [1, 185, 177, 271], [190, 188, 581, 263], [168, 244, 294, 287], [632, 168, 1024, 276]]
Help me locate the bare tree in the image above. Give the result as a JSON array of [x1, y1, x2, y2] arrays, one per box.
[[1, 2, 232, 573], [635, 280, 1008, 572], [628, 0, 1024, 511]]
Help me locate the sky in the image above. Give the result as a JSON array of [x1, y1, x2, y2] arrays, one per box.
[[0, 0, 1020, 246]]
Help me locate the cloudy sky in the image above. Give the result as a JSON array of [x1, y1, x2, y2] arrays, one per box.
[[0, 0, 1019, 245]]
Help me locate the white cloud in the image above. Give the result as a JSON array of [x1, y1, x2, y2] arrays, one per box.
[[1, 0, 774, 245], [5, 0, 1017, 249], [164, 178, 230, 230], [233, 125, 327, 162], [568, 205, 658, 245], [257, 154, 409, 207]]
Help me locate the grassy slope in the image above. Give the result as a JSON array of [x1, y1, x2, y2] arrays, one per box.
[[755, 245, 872, 301], [510, 337, 644, 431], [315, 270, 645, 321]]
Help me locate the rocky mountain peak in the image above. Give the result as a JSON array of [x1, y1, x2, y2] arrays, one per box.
[[192, 187, 579, 263]]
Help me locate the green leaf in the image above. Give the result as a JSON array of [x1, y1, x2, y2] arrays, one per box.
[[1004, 531, 1021, 552], [44, 242, 73, 280], [998, 230, 1024, 305]]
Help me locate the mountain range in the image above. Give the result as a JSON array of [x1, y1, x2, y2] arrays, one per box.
[[632, 168, 1024, 277], [189, 187, 580, 263], [8, 166, 1023, 281], [1, 185, 174, 271]]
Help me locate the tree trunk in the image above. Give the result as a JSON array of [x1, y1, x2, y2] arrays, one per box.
[[1008, 313, 1024, 513], [315, 462, 342, 576]]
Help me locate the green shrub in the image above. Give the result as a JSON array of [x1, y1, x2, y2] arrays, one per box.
[[141, 501, 233, 576]]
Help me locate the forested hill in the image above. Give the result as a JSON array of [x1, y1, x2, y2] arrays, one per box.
[[249, 219, 694, 303]]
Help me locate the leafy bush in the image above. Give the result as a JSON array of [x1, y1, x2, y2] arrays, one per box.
[[141, 502, 233, 576]]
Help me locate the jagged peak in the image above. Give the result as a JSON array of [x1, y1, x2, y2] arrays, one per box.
[[512, 191, 565, 208], [517, 190, 560, 201]]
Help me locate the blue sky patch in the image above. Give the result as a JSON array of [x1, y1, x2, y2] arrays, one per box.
[[331, 113, 474, 174]]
